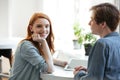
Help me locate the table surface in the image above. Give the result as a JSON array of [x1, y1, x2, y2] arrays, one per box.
[[41, 65, 74, 80]]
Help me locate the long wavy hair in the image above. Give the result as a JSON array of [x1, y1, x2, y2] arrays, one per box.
[[23, 12, 55, 55]]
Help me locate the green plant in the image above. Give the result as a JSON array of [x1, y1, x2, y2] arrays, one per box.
[[73, 22, 97, 54], [84, 32, 97, 46], [73, 22, 97, 45], [73, 22, 84, 45], [84, 33, 97, 55]]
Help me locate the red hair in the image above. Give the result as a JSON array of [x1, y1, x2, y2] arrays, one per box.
[[24, 12, 55, 55]]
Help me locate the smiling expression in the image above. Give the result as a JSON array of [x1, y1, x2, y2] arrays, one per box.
[[30, 18, 50, 39]]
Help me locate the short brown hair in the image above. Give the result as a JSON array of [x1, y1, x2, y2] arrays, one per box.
[[90, 3, 120, 31]]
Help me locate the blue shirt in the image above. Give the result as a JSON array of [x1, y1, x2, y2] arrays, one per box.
[[74, 32, 120, 80], [9, 40, 48, 80]]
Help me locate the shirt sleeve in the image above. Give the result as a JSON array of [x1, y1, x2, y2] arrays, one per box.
[[20, 41, 48, 72], [74, 39, 108, 80], [74, 70, 86, 80]]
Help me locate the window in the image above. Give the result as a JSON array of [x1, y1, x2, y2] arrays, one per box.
[[42, 0, 116, 50], [7, 0, 118, 51]]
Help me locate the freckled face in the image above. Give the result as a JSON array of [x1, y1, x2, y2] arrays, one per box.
[[30, 18, 50, 39]]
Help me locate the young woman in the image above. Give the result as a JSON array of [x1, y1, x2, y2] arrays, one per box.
[[9, 12, 67, 80], [74, 3, 120, 80]]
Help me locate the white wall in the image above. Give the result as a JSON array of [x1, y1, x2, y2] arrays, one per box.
[[9, 0, 43, 38], [0, 0, 44, 50], [90, 0, 114, 5], [0, 0, 44, 39], [0, 0, 119, 50], [0, 0, 9, 38], [42, 0, 75, 50]]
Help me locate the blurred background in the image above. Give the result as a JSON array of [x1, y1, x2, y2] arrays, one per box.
[[0, 1, 120, 79], [0, 0, 119, 51]]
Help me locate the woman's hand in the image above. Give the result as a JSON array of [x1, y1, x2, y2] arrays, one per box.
[[61, 61, 68, 67], [32, 33, 45, 43], [53, 59, 68, 67]]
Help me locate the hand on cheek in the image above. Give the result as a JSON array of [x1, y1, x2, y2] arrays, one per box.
[[32, 31, 44, 43]]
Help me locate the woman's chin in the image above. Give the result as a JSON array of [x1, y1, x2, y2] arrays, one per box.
[[41, 36, 47, 39]]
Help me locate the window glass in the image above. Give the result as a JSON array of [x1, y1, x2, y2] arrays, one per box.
[[43, 0, 117, 50]]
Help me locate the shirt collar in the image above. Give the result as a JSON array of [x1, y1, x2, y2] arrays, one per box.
[[104, 32, 120, 38]]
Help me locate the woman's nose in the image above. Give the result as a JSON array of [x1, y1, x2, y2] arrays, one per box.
[[41, 26, 46, 30]]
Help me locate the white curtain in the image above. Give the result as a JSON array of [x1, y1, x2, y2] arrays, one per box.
[[114, 0, 120, 33]]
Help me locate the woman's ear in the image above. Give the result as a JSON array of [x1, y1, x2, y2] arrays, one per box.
[[29, 25, 33, 32], [29, 25, 34, 34]]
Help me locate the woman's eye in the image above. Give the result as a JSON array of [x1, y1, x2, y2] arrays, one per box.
[[36, 25, 42, 28], [45, 25, 50, 28]]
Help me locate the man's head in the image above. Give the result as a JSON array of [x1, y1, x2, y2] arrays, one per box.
[[90, 3, 120, 31]]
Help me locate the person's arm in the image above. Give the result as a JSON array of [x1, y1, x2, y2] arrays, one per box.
[[40, 40, 54, 73], [21, 41, 48, 72], [32, 33, 54, 73], [53, 58, 67, 67], [74, 39, 106, 80], [73, 66, 87, 80]]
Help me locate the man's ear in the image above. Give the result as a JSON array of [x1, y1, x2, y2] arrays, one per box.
[[100, 22, 106, 29]]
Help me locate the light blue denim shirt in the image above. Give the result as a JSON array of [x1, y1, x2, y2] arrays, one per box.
[[74, 32, 120, 80], [9, 40, 48, 80]]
